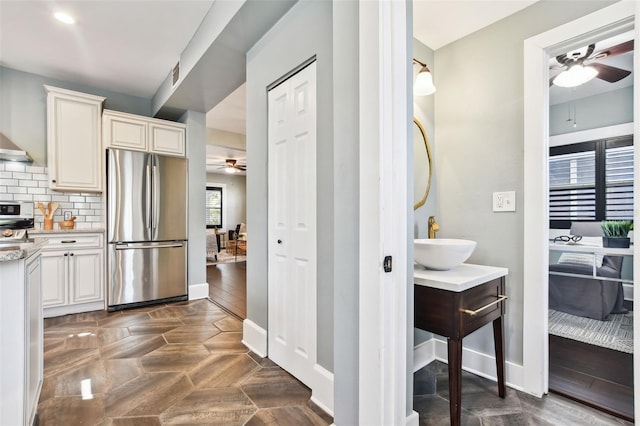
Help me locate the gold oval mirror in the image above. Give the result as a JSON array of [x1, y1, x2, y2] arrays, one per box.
[[413, 118, 432, 210]]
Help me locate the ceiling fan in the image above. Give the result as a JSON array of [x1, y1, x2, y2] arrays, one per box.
[[549, 39, 633, 87], [220, 159, 246, 173]]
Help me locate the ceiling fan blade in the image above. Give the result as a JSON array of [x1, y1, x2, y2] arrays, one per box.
[[591, 62, 632, 83], [593, 39, 634, 60], [236, 166, 246, 171]]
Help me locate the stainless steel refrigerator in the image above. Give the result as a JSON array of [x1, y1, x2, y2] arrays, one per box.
[[107, 148, 188, 310]]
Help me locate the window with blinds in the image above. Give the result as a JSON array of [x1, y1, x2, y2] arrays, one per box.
[[206, 186, 223, 229], [549, 136, 633, 228]]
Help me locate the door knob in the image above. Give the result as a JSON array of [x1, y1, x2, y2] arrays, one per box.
[[277, 239, 282, 244]]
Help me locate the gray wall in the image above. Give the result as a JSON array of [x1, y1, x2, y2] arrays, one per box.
[[205, 172, 246, 230], [434, 0, 617, 365], [182, 111, 207, 288], [550, 86, 633, 135], [413, 38, 436, 348], [0, 66, 152, 166], [332, 2, 359, 423], [246, 0, 335, 375]]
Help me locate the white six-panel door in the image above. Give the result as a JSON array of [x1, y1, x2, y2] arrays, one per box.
[[267, 62, 317, 388]]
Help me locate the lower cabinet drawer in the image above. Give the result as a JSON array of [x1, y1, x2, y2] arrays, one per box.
[[40, 233, 103, 250]]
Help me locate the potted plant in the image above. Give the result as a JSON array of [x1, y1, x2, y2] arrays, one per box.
[[600, 220, 633, 248]]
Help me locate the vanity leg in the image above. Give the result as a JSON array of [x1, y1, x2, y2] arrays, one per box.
[[447, 337, 463, 426], [493, 316, 506, 398]]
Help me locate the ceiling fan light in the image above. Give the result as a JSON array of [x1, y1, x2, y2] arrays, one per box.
[[225, 166, 236, 174], [553, 64, 598, 88], [414, 67, 436, 96]]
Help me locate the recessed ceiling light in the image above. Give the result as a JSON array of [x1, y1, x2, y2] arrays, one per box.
[[54, 12, 75, 25]]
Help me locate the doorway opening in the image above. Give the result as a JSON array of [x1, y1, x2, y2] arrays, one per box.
[[523, 1, 637, 420]]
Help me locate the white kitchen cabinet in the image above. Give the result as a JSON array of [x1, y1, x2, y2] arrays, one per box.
[[41, 250, 67, 307], [102, 110, 148, 151], [0, 249, 42, 426], [41, 233, 105, 317], [45, 85, 106, 192], [103, 109, 185, 156]]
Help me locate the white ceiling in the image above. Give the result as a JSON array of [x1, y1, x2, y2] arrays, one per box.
[[413, 0, 538, 50], [0, 0, 213, 98], [206, 84, 247, 135]]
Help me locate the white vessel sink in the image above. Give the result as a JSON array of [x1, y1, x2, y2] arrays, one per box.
[[414, 238, 477, 270]]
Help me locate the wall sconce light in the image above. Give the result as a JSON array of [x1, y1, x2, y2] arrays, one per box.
[[413, 59, 436, 96]]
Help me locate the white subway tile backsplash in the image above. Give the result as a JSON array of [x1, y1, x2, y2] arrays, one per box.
[[3, 163, 25, 172], [8, 186, 27, 194], [13, 172, 32, 180], [25, 166, 46, 173], [0, 163, 104, 228], [32, 174, 48, 181]]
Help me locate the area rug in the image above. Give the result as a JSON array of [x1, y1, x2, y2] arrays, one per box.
[[548, 309, 633, 354], [206, 250, 246, 265]]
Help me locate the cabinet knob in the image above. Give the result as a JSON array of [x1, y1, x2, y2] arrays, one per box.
[[277, 239, 282, 244], [52, 179, 57, 183], [64, 253, 68, 256], [70, 253, 74, 256]]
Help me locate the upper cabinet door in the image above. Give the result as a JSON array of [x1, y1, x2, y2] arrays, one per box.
[[103, 110, 148, 151], [103, 110, 185, 157], [149, 122, 185, 156], [45, 86, 105, 192]]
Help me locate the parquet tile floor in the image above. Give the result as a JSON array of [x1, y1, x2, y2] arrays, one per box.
[[39, 299, 332, 425]]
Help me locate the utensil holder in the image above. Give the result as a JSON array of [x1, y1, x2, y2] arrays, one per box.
[[44, 218, 53, 230]]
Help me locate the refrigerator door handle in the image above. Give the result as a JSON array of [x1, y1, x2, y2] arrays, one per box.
[[115, 242, 185, 250], [145, 161, 152, 231], [152, 156, 160, 234]]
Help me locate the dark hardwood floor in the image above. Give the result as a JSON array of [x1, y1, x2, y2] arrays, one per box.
[[549, 334, 634, 422], [207, 261, 247, 319]]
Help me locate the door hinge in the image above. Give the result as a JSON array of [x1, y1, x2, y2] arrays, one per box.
[[383, 255, 392, 273]]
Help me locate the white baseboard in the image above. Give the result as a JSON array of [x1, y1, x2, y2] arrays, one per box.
[[412, 339, 436, 372], [242, 319, 267, 357], [413, 338, 524, 391], [311, 363, 334, 416], [432, 338, 524, 391], [188, 283, 209, 300], [406, 410, 419, 426]]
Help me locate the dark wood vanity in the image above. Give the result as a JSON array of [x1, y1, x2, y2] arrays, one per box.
[[414, 264, 508, 426]]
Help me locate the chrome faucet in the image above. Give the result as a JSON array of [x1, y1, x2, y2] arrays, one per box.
[[428, 216, 440, 239]]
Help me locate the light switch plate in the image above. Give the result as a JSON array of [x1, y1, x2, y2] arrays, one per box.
[[493, 191, 516, 212]]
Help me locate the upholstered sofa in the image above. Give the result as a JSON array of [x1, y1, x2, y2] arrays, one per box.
[[548, 222, 627, 320]]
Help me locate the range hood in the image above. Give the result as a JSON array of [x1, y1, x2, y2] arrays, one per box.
[[0, 133, 33, 163]]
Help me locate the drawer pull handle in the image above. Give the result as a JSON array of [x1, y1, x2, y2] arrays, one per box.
[[461, 295, 508, 316], [61, 240, 77, 244]]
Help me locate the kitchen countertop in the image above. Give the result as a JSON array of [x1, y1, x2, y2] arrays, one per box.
[[30, 228, 105, 235], [414, 263, 508, 292], [0, 238, 48, 262]]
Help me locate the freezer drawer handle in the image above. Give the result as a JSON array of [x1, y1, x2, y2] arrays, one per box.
[[61, 240, 77, 244], [115, 243, 184, 250]]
